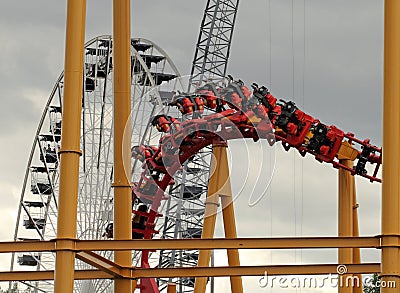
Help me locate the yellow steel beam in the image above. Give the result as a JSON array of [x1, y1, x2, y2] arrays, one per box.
[[132, 279, 138, 292], [195, 146, 225, 293], [76, 251, 125, 278], [75, 237, 381, 251], [54, 0, 86, 291], [0, 240, 55, 253], [75, 270, 112, 280], [0, 270, 111, 281], [167, 283, 177, 293], [352, 177, 362, 293], [382, 0, 400, 292], [132, 263, 381, 278], [338, 160, 354, 293], [0, 237, 382, 253], [195, 145, 243, 293], [112, 0, 132, 291], [0, 264, 381, 281], [219, 146, 243, 293], [337, 141, 359, 161]]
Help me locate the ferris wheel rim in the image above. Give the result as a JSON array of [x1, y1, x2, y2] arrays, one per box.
[[11, 35, 184, 293]]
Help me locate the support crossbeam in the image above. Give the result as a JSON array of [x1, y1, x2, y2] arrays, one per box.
[[76, 237, 381, 251], [0, 236, 381, 253], [132, 263, 381, 279], [0, 263, 381, 281], [0, 270, 111, 281]]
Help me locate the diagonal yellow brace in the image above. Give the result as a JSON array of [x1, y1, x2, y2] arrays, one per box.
[[76, 251, 126, 278], [194, 144, 243, 293]]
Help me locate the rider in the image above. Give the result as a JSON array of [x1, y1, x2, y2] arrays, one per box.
[[151, 114, 181, 133], [220, 77, 252, 110], [169, 92, 205, 116], [131, 145, 159, 162], [195, 83, 221, 110], [132, 204, 148, 239]]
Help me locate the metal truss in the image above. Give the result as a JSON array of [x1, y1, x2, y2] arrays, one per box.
[[189, 0, 240, 87], [158, 2, 239, 292]]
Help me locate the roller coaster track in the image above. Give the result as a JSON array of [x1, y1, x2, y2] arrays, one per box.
[[131, 78, 382, 293]]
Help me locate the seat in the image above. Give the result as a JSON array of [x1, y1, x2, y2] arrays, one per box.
[[31, 183, 52, 195], [182, 227, 202, 239], [140, 54, 165, 66], [40, 151, 58, 164], [39, 134, 61, 143], [182, 186, 204, 199], [85, 77, 95, 92], [131, 40, 152, 52], [18, 255, 40, 266], [138, 72, 177, 86], [49, 106, 62, 114], [24, 201, 45, 208], [186, 167, 201, 174], [23, 218, 46, 230], [85, 48, 108, 56]]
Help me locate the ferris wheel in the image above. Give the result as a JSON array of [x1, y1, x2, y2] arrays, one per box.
[[9, 35, 184, 292], [10, 0, 241, 291]]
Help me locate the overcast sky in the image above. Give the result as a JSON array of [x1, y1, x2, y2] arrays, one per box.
[[0, 0, 384, 292]]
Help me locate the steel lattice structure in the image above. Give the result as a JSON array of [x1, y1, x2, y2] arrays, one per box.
[[157, 1, 239, 292], [189, 0, 240, 87]]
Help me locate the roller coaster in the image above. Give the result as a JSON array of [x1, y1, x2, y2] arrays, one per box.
[[104, 76, 382, 292]]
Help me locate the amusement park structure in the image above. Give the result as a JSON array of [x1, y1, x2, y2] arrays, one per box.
[[9, 0, 241, 292], [1, 1, 400, 293], [10, 0, 241, 292]]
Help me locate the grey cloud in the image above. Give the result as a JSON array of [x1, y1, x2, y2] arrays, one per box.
[[0, 90, 39, 135], [0, 0, 385, 283], [0, 1, 65, 29]]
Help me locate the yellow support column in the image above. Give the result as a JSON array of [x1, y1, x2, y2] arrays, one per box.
[[219, 151, 243, 293], [382, 1, 400, 292], [194, 144, 243, 293], [113, 0, 132, 292], [167, 283, 177, 293], [194, 146, 223, 293], [54, 0, 86, 292], [131, 279, 138, 293], [338, 160, 354, 293], [352, 184, 362, 293]]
